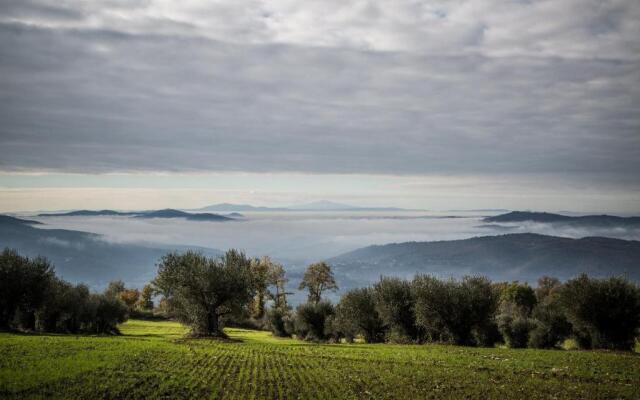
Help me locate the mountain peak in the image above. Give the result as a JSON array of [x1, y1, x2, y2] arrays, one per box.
[[288, 200, 358, 210]]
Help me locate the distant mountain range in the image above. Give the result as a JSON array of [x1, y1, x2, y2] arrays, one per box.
[[330, 233, 640, 287], [194, 203, 290, 212], [287, 200, 409, 211], [194, 200, 416, 212], [35, 201, 419, 216], [484, 211, 640, 227], [38, 210, 140, 217], [0, 215, 221, 288], [38, 208, 234, 222]]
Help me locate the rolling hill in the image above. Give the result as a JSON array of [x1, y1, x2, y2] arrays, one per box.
[[330, 233, 640, 287], [484, 211, 640, 227], [37, 210, 139, 217], [135, 209, 233, 221], [0, 215, 221, 288], [38, 209, 234, 222]]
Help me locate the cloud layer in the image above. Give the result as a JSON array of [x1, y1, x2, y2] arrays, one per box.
[[1, 0, 639, 185]]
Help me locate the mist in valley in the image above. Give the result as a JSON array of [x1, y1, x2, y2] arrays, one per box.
[[30, 211, 640, 263], [23, 210, 640, 302], [28, 211, 498, 264]]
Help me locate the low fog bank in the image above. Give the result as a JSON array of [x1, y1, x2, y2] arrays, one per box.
[[22, 211, 640, 302], [476, 221, 640, 242], [30, 212, 493, 264], [30, 211, 640, 264]]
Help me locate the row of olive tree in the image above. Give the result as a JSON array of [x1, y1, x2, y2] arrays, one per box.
[[280, 262, 640, 351], [289, 273, 501, 346], [496, 275, 640, 350], [0, 248, 128, 334], [45, 244, 632, 351]]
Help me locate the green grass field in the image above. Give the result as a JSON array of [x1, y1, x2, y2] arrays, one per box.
[[1, 320, 638, 399]]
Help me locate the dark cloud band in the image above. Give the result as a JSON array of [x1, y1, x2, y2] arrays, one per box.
[[0, 1, 638, 187]]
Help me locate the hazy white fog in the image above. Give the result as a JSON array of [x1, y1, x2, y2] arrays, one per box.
[[30, 211, 640, 266]]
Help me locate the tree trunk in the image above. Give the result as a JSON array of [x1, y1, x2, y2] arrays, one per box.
[[206, 312, 222, 336]]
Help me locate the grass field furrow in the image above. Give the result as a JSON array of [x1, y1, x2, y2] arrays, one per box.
[[1, 320, 638, 399], [206, 351, 235, 396], [209, 350, 237, 398]]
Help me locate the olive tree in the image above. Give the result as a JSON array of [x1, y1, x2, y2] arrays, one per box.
[[333, 287, 384, 343], [527, 277, 570, 349], [153, 249, 255, 337], [0, 248, 54, 330], [294, 300, 334, 341], [413, 275, 499, 346], [496, 282, 538, 348], [86, 294, 128, 334], [267, 262, 291, 311], [36, 279, 90, 333], [104, 280, 126, 299], [138, 284, 155, 310], [249, 256, 272, 319], [559, 274, 640, 350], [298, 262, 338, 305], [373, 277, 418, 342], [266, 263, 294, 337]]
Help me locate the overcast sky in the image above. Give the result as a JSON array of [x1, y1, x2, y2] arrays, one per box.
[[0, 0, 639, 212]]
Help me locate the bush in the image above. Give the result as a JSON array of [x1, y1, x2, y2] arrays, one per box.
[[413, 275, 499, 346], [373, 277, 417, 342], [497, 314, 536, 348], [559, 274, 640, 350], [527, 295, 571, 349], [89, 294, 128, 334], [267, 307, 292, 337], [324, 314, 348, 343], [474, 320, 502, 347], [129, 309, 167, 321], [294, 301, 334, 341]]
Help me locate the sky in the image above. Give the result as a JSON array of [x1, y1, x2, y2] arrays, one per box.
[[0, 0, 639, 213]]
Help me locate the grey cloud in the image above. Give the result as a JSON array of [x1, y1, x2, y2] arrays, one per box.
[[0, 1, 639, 187], [0, 0, 85, 22]]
